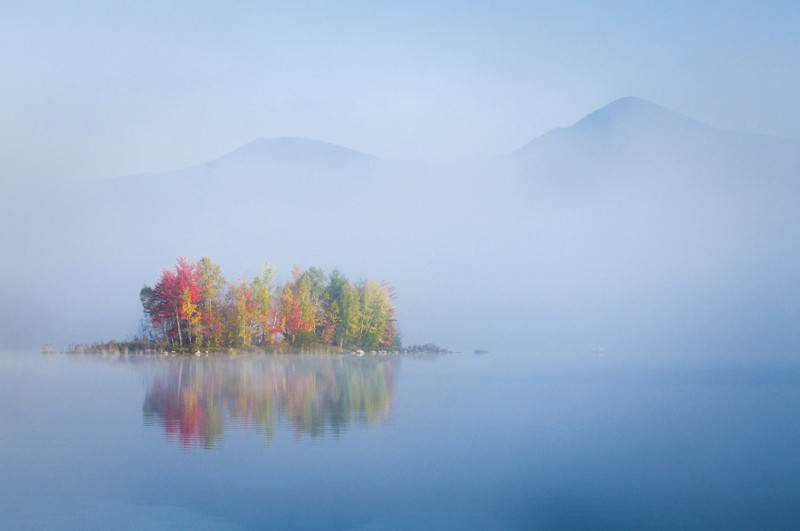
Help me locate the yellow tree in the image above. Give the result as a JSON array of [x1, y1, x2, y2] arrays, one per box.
[[198, 257, 228, 348], [180, 286, 202, 347]]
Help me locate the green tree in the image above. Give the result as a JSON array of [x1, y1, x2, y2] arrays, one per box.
[[138, 285, 157, 340], [339, 281, 363, 348], [250, 261, 276, 344], [198, 257, 228, 348]]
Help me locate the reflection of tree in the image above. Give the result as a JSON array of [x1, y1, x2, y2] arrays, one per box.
[[142, 354, 398, 448]]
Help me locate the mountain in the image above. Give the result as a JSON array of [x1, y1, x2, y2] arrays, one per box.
[[514, 96, 711, 155], [3, 99, 800, 358], [505, 96, 800, 196], [107, 137, 383, 199], [215, 137, 376, 167], [125, 137, 377, 178]]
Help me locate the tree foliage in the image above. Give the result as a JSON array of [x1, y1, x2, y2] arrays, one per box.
[[141, 257, 399, 350]]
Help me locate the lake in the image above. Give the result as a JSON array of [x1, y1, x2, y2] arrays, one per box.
[[2, 349, 800, 529]]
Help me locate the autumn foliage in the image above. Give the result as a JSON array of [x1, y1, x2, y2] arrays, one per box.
[[140, 257, 399, 351]]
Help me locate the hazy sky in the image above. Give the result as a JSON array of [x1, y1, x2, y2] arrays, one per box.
[[3, 0, 799, 183]]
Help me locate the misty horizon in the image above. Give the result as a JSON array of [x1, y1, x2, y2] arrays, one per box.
[[43, 97, 800, 186]]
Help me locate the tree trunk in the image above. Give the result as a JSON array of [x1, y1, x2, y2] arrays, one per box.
[[175, 306, 183, 346]]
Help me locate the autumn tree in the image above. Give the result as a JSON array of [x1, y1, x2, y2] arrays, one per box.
[[277, 282, 311, 344], [180, 279, 202, 346], [145, 258, 203, 347], [224, 280, 257, 348]]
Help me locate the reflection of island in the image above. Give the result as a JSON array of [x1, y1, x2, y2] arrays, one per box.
[[143, 354, 398, 448]]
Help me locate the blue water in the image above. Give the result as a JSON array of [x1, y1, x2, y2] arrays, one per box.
[[2, 350, 800, 529]]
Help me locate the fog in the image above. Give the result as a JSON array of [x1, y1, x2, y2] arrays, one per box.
[[2, 97, 799, 363], [3, 2, 800, 363]]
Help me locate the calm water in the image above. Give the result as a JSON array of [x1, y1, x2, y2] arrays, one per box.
[[2, 349, 800, 529]]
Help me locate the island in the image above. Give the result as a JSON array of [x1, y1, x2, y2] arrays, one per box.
[[62, 257, 450, 356]]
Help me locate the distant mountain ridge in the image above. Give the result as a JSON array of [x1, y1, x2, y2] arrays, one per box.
[[114, 97, 798, 183], [511, 97, 721, 157], [501, 96, 800, 193], [212, 137, 376, 167], [113, 137, 378, 186]]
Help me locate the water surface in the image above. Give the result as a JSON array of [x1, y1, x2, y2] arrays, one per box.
[[2, 349, 800, 529]]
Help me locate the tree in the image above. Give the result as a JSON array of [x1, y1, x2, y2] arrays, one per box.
[[380, 281, 399, 348], [277, 278, 313, 345], [321, 269, 345, 345], [198, 257, 228, 348], [338, 280, 363, 348], [137, 285, 157, 341], [250, 262, 276, 345], [147, 257, 202, 347], [225, 280, 257, 348], [180, 281, 202, 346], [358, 279, 393, 349]]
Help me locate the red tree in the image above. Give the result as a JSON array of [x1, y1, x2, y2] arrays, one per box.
[[149, 257, 204, 347]]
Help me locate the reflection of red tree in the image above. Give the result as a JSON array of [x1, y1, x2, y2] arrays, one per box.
[[143, 356, 398, 448], [146, 378, 205, 447]]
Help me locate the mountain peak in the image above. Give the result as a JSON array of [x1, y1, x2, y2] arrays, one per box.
[[219, 137, 375, 166], [571, 97, 701, 133], [510, 97, 713, 159], [599, 96, 661, 112]]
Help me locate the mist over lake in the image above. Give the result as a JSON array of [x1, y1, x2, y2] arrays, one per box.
[[3, 98, 800, 360]]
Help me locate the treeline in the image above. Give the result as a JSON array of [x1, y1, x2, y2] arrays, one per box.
[[139, 257, 399, 351]]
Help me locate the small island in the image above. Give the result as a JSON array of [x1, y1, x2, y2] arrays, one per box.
[[63, 257, 450, 356]]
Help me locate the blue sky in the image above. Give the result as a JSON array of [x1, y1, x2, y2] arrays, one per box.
[[2, 0, 799, 182]]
